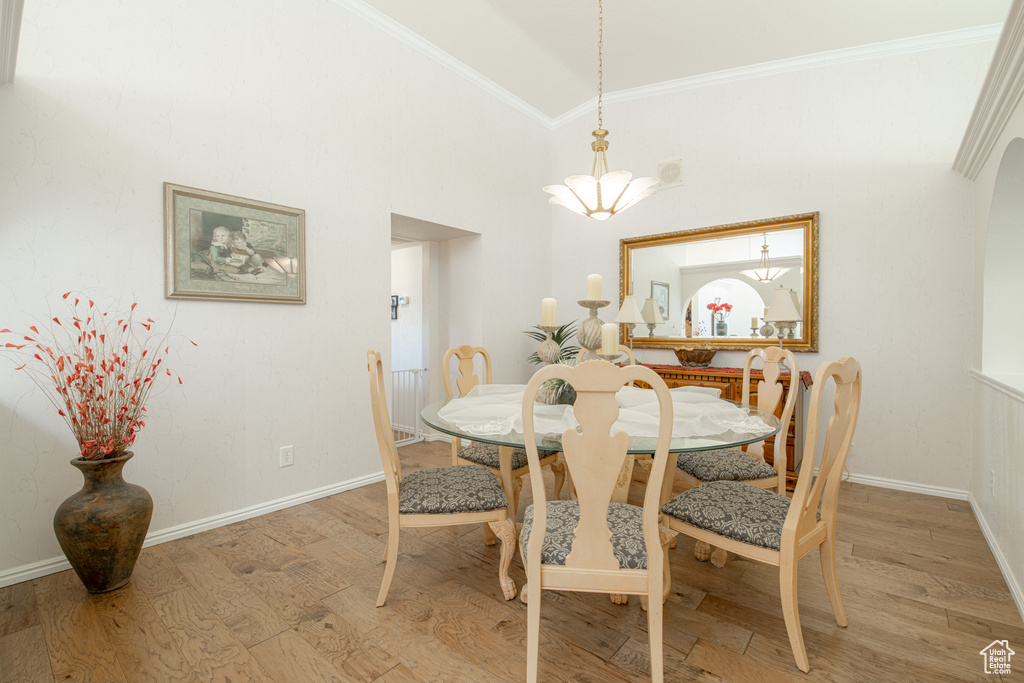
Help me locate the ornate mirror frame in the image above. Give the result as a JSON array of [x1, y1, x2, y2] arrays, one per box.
[[619, 212, 819, 352]]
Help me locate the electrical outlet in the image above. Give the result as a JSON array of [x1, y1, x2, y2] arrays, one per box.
[[990, 469, 996, 496], [280, 445, 294, 468]]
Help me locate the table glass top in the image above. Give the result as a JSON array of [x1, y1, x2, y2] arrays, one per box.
[[421, 397, 781, 454]]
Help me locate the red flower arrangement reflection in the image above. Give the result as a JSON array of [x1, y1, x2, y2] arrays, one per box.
[[1, 293, 194, 460], [706, 300, 733, 322]]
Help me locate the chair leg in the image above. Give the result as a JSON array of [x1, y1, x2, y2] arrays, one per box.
[[512, 475, 524, 517], [779, 557, 810, 672], [526, 579, 541, 683], [550, 460, 566, 500], [709, 547, 728, 567], [647, 587, 664, 683], [376, 517, 400, 607], [694, 540, 711, 561], [481, 522, 496, 546], [488, 519, 518, 600], [819, 534, 848, 627]]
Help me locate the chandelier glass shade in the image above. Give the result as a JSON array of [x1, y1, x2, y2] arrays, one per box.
[[544, 1, 657, 220], [742, 233, 789, 281]]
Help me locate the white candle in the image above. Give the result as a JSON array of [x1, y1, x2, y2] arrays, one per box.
[[601, 323, 618, 354], [751, 316, 759, 328], [542, 298, 556, 326], [587, 273, 602, 300]]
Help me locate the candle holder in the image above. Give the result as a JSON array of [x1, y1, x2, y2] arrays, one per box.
[[597, 352, 622, 363], [537, 325, 562, 364], [750, 324, 759, 337], [576, 299, 610, 362]]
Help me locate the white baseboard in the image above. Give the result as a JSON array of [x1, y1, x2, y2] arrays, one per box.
[[422, 432, 451, 443], [968, 492, 1024, 621], [0, 471, 384, 589], [840, 471, 969, 501]]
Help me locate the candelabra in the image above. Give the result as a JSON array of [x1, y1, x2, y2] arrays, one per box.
[[576, 299, 610, 362], [537, 325, 562, 364]]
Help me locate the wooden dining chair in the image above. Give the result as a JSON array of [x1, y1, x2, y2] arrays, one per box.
[[520, 359, 677, 683], [576, 344, 636, 369], [443, 345, 564, 523], [660, 357, 862, 673], [367, 351, 517, 606], [674, 347, 798, 565]]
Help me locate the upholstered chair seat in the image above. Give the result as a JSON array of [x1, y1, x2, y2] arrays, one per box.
[[661, 481, 791, 551], [398, 465, 509, 515], [676, 449, 778, 483], [521, 501, 647, 569], [458, 443, 557, 471]]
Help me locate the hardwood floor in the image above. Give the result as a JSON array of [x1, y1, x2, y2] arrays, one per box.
[[2, 440, 1020, 682]]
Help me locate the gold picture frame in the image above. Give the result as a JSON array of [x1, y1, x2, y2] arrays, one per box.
[[164, 183, 306, 304]]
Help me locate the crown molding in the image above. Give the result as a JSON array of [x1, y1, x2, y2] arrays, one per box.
[[955, 1, 1024, 180], [330, 0, 554, 129], [0, 0, 24, 86], [553, 24, 1003, 128]]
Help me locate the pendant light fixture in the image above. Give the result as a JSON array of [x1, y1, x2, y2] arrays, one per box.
[[543, 0, 657, 221], [742, 233, 789, 282]]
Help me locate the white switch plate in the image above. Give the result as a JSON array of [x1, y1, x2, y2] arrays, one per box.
[[280, 445, 294, 467]]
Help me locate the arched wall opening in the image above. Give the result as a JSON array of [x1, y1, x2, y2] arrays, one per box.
[[982, 137, 1024, 384]]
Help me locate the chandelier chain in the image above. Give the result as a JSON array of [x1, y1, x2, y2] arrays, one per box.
[[597, 0, 603, 129]]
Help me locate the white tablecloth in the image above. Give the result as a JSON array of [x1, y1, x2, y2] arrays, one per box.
[[437, 384, 775, 439]]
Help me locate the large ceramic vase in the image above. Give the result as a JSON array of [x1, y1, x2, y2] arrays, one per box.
[[53, 452, 153, 593]]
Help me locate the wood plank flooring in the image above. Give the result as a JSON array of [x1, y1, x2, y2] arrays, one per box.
[[1, 440, 1020, 682]]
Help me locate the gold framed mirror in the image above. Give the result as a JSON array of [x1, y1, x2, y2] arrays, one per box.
[[619, 212, 818, 352]]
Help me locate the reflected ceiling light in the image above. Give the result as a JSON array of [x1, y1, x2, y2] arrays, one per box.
[[741, 233, 789, 281], [543, 0, 657, 221]]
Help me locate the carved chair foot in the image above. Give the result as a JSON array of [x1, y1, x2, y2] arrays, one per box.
[[519, 582, 529, 604], [488, 519, 518, 600], [694, 540, 712, 562], [709, 547, 728, 568], [610, 593, 629, 605]]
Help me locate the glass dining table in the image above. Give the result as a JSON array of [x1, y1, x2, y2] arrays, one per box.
[[421, 396, 782, 456], [420, 391, 782, 509]]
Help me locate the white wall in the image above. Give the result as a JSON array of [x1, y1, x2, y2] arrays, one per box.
[[550, 42, 993, 491], [0, 0, 552, 582], [390, 243, 424, 371], [967, 83, 1024, 618]]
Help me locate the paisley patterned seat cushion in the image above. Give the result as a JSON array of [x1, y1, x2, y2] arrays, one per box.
[[459, 443, 557, 470], [661, 481, 790, 551], [398, 465, 508, 514], [676, 448, 777, 482], [521, 501, 647, 569]]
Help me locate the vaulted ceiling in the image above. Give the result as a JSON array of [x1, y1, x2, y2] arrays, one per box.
[[356, 0, 1011, 120]]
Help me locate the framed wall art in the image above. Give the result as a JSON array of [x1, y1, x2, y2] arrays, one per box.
[[164, 183, 306, 304], [651, 281, 669, 319]]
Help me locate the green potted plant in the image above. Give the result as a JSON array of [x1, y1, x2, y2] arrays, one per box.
[[523, 320, 581, 404], [1, 293, 192, 592]]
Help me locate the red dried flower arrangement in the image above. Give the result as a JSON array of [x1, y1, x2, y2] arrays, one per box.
[[1, 293, 194, 460], [705, 301, 733, 322]]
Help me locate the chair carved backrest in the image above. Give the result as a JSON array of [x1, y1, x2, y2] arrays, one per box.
[[367, 351, 402, 496], [522, 360, 674, 573], [442, 345, 493, 399], [577, 345, 637, 386], [742, 347, 799, 469], [782, 357, 862, 547]]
